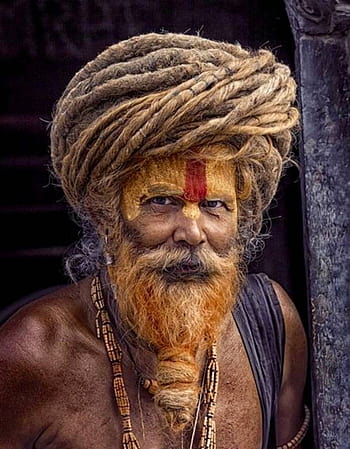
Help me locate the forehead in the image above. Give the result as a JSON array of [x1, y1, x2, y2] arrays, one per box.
[[121, 155, 236, 220]]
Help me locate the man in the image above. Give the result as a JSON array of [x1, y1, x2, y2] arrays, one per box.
[[0, 33, 308, 449]]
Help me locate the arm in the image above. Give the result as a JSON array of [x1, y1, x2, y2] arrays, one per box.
[[271, 281, 308, 449], [0, 308, 56, 448]]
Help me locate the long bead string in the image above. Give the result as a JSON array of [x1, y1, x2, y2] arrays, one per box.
[[199, 343, 218, 449], [91, 276, 141, 449]]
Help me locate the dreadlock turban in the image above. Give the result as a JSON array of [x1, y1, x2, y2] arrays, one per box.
[[51, 32, 298, 235]]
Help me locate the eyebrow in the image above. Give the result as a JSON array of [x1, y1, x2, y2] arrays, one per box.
[[205, 192, 236, 204], [146, 184, 183, 197]]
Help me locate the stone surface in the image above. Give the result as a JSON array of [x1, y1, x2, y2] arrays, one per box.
[[284, 0, 350, 35], [284, 1, 350, 447]]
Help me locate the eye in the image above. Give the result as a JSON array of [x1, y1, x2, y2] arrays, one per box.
[[201, 199, 226, 209], [149, 196, 174, 205]]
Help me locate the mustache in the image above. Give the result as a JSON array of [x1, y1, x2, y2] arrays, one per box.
[[129, 244, 237, 281], [118, 220, 241, 282]]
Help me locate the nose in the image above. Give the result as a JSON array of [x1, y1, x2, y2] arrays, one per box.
[[173, 213, 206, 247]]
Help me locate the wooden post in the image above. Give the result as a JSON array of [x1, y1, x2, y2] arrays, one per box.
[[283, 2, 350, 448]]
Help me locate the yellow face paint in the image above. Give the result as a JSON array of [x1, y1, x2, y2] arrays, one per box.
[[121, 153, 237, 224], [182, 201, 201, 220]]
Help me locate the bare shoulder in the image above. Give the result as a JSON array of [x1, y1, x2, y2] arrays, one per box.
[[0, 278, 99, 374], [0, 281, 91, 358], [270, 279, 308, 446], [0, 280, 95, 447]]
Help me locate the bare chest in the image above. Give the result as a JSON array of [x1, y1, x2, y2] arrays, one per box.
[[35, 321, 262, 449]]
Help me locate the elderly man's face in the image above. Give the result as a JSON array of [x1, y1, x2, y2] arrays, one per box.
[[109, 154, 241, 432], [108, 152, 240, 353], [120, 155, 238, 257]]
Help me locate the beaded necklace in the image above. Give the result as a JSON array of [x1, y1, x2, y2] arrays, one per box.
[[91, 275, 219, 449]]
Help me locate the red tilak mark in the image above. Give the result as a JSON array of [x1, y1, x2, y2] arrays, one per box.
[[184, 160, 207, 202]]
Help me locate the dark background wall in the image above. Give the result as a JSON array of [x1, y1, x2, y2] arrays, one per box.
[[0, 0, 306, 324]]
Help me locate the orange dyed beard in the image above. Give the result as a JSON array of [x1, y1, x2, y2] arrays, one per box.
[[107, 229, 242, 429], [107, 233, 242, 353]]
